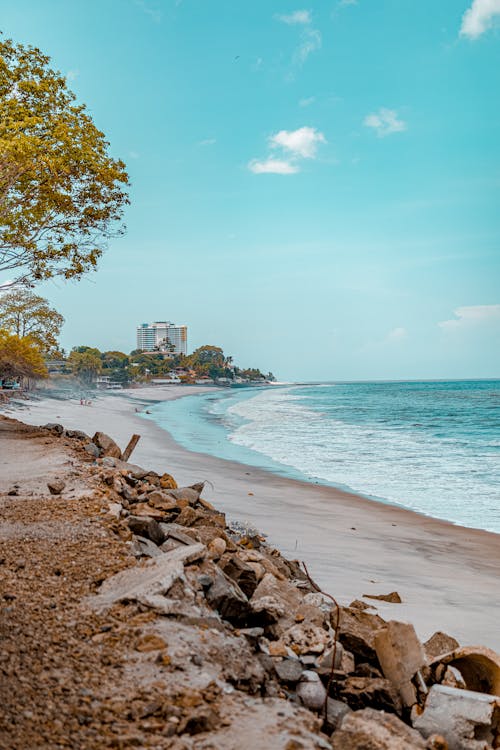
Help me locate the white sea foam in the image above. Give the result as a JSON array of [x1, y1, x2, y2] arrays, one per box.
[[224, 387, 500, 533]]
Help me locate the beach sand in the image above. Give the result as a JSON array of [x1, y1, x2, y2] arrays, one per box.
[[11, 384, 500, 651]]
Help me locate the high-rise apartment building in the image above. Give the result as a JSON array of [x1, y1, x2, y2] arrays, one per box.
[[136, 321, 188, 355]]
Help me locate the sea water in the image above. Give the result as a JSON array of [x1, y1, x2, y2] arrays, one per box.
[[144, 380, 500, 533]]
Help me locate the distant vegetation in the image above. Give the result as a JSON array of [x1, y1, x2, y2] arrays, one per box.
[[62, 344, 275, 387]]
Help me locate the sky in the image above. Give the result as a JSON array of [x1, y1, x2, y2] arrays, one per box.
[[1, 0, 500, 380]]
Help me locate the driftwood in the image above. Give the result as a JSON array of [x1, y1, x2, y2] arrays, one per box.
[[121, 434, 141, 462]]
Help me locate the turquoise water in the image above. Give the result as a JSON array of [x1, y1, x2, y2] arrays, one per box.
[[143, 381, 500, 533]]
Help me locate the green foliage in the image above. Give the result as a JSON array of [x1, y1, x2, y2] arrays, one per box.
[[0, 329, 47, 380], [0, 38, 129, 285], [62, 343, 273, 385], [67, 346, 102, 384], [0, 288, 63, 355]]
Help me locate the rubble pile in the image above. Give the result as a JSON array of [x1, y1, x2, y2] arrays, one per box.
[[12, 422, 500, 748]]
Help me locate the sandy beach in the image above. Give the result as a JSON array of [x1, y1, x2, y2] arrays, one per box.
[[9, 384, 500, 651]]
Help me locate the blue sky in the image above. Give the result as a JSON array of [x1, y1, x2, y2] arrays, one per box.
[[1, 0, 500, 380]]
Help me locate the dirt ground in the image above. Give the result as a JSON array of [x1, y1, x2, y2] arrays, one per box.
[[0, 416, 328, 750]]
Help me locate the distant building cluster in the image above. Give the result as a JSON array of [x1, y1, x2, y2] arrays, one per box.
[[136, 321, 187, 356]]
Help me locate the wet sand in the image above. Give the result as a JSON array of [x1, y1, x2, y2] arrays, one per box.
[[12, 385, 500, 651]]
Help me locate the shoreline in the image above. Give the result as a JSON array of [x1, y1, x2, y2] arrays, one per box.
[[8, 384, 500, 651]]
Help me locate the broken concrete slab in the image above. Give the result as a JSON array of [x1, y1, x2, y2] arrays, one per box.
[[413, 684, 500, 750], [90, 542, 206, 611], [374, 620, 427, 708], [331, 707, 426, 749]]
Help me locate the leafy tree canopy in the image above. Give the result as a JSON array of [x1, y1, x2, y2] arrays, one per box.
[[0, 288, 63, 355], [0, 329, 47, 380], [0, 38, 129, 286], [67, 346, 102, 384]]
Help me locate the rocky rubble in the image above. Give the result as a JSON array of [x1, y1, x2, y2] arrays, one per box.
[[3, 419, 500, 749]]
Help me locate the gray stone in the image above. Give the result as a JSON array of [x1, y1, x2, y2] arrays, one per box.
[[127, 516, 165, 546], [100, 456, 149, 478], [84, 442, 100, 457], [64, 429, 89, 440], [413, 684, 500, 750], [317, 642, 345, 673], [332, 707, 426, 749], [47, 478, 65, 495], [43, 423, 64, 434], [134, 536, 162, 558], [205, 567, 251, 625], [296, 670, 327, 711], [219, 554, 259, 598], [159, 523, 198, 546], [324, 697, 352, 734], [274, 657, 303, 685]]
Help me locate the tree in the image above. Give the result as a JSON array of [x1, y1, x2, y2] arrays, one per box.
[[0, 330, 47, 381], [0, 39, 129, 286], [67, 346, 102, 384], [0, 288, 63, 354]]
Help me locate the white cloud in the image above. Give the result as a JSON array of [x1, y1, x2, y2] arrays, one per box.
[[299, 96, 316, 107], [387, 327, 408, 341], [294, 27, 322, 65], [364, 108, 407, 137], [250, 126, 326, 175], [460, 0, 500, 39], [248, 158, 300, 175], [198, 138, 216, 146], [439, 305, 500, 332], [277, 10, 311, 24], [66, 69, 79, 82], [269, 126, 326, 158]]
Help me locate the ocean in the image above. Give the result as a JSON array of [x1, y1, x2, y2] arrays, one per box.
[[144, 380, 500, 533]]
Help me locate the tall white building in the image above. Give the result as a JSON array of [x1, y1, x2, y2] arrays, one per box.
[[136, 321, 188, 355]]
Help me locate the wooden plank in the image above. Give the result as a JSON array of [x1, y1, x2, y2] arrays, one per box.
[[120, 433, 141, 462]]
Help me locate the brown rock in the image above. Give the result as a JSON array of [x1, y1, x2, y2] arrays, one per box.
[[219, 554, 259, 598], [135, 634, 168, 652], [338, 607, 386, 663], [340, 676, 402, 714], [167, 487, 200, 505], [127, 516, 165, 546], [349, 599, 377, 611], [331, 707, 426, 749], [132, 503, 166, 520], [47, 478, 66, 495], [204, 567, 251, 625], [92, 431, 121, 458], [424, 631, 460, 661], [159, 472, 178, 490], [364, 591, 402, 604], [374, 621, 426, 708], [208, 537, 226, 560]]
